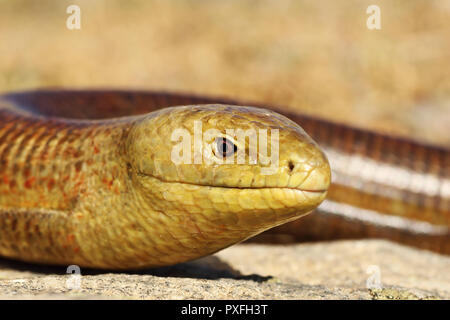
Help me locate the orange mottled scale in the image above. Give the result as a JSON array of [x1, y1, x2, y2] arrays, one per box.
[[0, 110, 134, 266]]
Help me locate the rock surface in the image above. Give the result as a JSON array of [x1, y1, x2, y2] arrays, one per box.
[[0, 240, 449, 299]]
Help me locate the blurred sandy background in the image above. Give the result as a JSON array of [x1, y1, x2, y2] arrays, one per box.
[[0, 0, 449, 146]]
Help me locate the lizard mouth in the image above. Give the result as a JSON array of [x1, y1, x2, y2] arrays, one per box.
[[136, 172, 328, 216], [137, 172, 328, 193]]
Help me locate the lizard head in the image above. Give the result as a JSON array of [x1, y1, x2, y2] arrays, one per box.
[[125, 105, 330, 265]]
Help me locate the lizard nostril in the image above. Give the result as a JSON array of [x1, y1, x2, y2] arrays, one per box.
[[288, 160, 295, 172]]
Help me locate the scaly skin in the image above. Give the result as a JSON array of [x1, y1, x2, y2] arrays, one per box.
[[1, 89, 448, 266], [0, 97, 330, 269]]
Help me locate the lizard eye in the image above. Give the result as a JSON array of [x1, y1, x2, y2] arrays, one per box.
[[215, 137, 237, 158]]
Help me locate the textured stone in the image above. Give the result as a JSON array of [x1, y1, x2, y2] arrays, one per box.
[[0, 240, 448, 299]]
